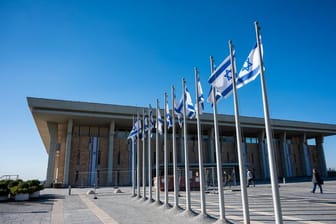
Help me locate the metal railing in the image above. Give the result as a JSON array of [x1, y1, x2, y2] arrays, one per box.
[[0, 175, 19, 180]]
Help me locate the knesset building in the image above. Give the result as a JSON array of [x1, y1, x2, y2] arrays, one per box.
[[27, 97, 336, 187]]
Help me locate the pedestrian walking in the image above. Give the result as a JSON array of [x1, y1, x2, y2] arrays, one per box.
[[311, 168, 323, 194], [247, 169, 254, 187]]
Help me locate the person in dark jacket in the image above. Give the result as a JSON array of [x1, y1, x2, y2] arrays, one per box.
[[311, 168, 323, 194]]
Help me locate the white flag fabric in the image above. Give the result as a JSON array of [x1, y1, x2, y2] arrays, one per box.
[[149, 107, 155, 137], [174, 96, 183, 128], [128, 120, 141, 139], [207, 54, 233, 104], [236, 43, 263, 89], [144, 115, 149, 132], [185, 87, 196, 119], [142, 115, 148, 140], [166, 103, 173, 129], [197, 76, 204, 115], [156, 108, 163, 135], [174, 86, 195, 121]]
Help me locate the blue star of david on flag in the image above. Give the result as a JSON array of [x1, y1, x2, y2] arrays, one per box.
[[128, 119, 141, 139], [242, 58, 253, 72], [166, 103, 173, 129], [224, 69, 232, 81], [207, 53, 234, 104], [237, 43, 263, 89]]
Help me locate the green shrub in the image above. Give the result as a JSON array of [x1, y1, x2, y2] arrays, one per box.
[[10, 181, 30, 195], [2, 179, 44, 196], [27, 179, 44, 193], [0, 180, 11, 196]]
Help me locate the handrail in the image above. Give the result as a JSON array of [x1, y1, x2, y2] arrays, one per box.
[[0, 175, 19, 180]]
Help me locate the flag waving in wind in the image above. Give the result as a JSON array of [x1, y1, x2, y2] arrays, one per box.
[[197, 76, 204, 115], [166, 103, 173, 129], [175, 87, 195, 120], [207, 54, 234, 104], [149, 106, 155, 137], [128, 119, 141, 139], [156, 108, 163, 135], [185, 87, 196, 119], [236, 42, 263, 89], [174, 96, 183, 128], [144, 115, 149, 132]]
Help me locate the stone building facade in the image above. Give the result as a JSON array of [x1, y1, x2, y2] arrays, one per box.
[[27, 97, 336, 187]]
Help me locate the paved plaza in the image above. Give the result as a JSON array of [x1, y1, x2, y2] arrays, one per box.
[[0, 180, 336, 223]]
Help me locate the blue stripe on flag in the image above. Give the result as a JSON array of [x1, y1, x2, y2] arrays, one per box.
[[237, 65, 261, 86], [208, 59, 231, 84]]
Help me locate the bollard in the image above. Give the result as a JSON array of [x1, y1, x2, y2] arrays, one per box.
[[93, 184, 97, 199], [283, 177, 286, 184], [68, 185, 71, 195]]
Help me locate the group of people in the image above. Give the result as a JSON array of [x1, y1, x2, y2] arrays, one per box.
[[223, 168, 256, 187]]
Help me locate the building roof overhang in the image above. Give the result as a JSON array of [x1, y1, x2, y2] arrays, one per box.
[[27, 97, 336, 154]]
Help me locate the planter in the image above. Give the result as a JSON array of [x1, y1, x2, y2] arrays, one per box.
[[0, 195, 8, 201], [15, 193, 29, 201], [29, 191, 40, 199]]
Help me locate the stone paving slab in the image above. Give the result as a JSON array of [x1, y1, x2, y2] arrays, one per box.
[[0, 180, 335, 223]]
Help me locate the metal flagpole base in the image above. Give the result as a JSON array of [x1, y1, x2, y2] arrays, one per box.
[[150, 200, 163, 207], [193, 213, 217, 223], [159, 203, 173, 210], [145, 198, 155, 205], [141, 196, 148, 202], [179, 209, 198, 218], [166, 205, 183, 215], [214, 218, 235, 224]]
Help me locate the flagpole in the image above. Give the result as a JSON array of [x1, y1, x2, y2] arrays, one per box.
[[229, 40, 250, 224], [164, 92, 169, 207], [148, 105, 153, 202], [131, 116, 136, 197], [137, 112, 141, 198], [142, 109, 147, 200], [255, 21, 283, 224], [182, 78, 192, 213], [194, 67, 206, 216], [171, 85, 180, 209], [155, 99, 161, 204], [210, 56, 226, 221]]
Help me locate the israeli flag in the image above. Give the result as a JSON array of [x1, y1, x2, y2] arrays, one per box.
[[207, 54, 233, 104], [197, 76, 204, 115], [128, 120, 141, 139], [174, 86, 195, 121], [236, 43, 263, 89], [149, 107, 155, 137], [174, 96, 183, 128], [166, 103, 173, 129], [144, 115, 149, 132], [185, 87, 196, 119], [156, 108, 163, 135]]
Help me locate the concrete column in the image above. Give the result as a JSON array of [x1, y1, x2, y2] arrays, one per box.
[[258, 131, 269, 179], [242, 138, 247, 169], [301, 134, 312, 176], [282, 132, 293, 177], [107, 121, 115, 186], [316, 136, 327, 177], [280, 132, 288, 177], [209, 128, 215, 163], [63, 119, 73, 186], [46, 122, 58, 187]]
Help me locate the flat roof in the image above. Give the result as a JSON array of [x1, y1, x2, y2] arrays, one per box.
[[27, 97, 336, 154]]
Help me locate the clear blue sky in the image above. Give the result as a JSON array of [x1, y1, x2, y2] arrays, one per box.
[[0, 0, 335, 180]]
